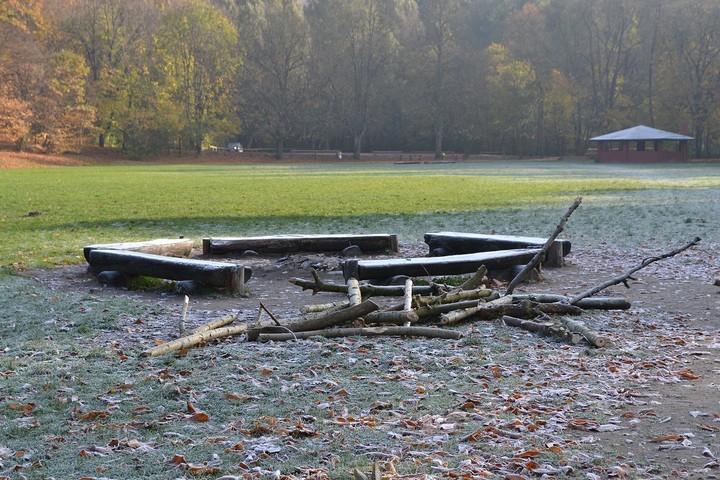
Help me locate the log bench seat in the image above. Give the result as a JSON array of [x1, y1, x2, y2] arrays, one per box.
[[203, 234, 398, 255], [87, 249, 251, 294], [83, 238, 194, 262], [342, 248, 541, 281], [424, 232, 571, 267]]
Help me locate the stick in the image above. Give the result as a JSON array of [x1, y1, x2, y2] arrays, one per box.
[[255, 325, 463, 342], [459, 265, 487, 290], [179, 295, 189, 336], [505, 196, 582, 295], [286, 299, 379, 332], [568, 236, 701, 304], [300, 300, 350, 314]]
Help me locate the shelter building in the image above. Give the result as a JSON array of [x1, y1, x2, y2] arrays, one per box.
[[590, 125, 693, 163]]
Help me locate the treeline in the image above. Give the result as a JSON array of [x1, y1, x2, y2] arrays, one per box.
[[2, 0, 720, 159]]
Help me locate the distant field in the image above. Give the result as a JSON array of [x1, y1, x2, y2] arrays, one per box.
[[1, 160, 718, 268]]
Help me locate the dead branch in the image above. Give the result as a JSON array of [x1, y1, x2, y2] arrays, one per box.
[[459, 265, 488, 290], [141, 319, 277, 357], [502, 315, 582, 344], [505, 196, 582, 295], [347, 277, 362, 305], [286, 299, 379, 332], [289, 269, 433, 296], [255, 325, 463, 342], [364, 310, 420, 325], [568, 236, 701, 304]]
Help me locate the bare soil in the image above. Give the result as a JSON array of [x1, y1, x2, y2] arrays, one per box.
[[25, 241, 720, 478]]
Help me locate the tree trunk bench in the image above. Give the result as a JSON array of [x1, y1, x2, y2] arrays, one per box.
[[203, 234, 398, 255], [83, 238, 194, 262], [424, 232, 571, 267], [87, 249, 251, 294], [342, 248, 540, 281]]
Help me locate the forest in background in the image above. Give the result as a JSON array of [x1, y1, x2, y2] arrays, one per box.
[[2, 0, 720, 159]]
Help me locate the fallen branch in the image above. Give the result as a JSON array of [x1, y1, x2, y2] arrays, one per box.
[[255, 325, 463, 342], [285, 299, 379, 332], [191, 312, 238, 334], [502, 315, 582, 344], [289, 269, 433, 296], [141, 319, 277, 357], [505, 196, 582, 295], [364, 310, 420, 325], [568, 236, 701, 304], [559, 317, 609, 347], [459, 265, 488, 290]]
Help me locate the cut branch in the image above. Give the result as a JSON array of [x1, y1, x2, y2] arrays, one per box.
[[559, 317, 609, 347], [502, 315, 582, 344]]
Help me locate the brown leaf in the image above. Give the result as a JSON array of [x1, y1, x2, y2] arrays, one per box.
[[649, 434, 683, 443]]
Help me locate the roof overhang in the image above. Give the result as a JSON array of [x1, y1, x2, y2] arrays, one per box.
[[590, 125, 694, 141]]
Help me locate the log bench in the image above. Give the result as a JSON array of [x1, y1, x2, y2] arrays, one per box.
[[87, 249, 251, 294], [83, 238, 194, 262], [424, 232, 571, 267], [342, 248, 540, 281], [203, 234, 399, 255]]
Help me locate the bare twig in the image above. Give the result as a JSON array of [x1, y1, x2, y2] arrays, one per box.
[[505, 196, 582, 295]]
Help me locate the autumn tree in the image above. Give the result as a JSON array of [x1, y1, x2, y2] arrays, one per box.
[[157, 0, 239, 155]]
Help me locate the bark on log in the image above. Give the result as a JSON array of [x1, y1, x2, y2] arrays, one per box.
[[289, 270, 433, 296], [568, 236, 702, 304], [440, 298, 536, 325], [364, 310, 420, 325], [255, 325, 462, 342], [502, 315, 582, 344], [88, 249, 251, 294], [286, 299, 379, 332], [300, 300, 351, 314], [559, 317, 609, 347], [83, 238, 194, 262], [459, 266, 488, 290], [347, 278, 362, 305], [505, 196, 582, 295], [425, 233, 571, 265], [342, 249, 540, 281], [202, 234, 398, 254]]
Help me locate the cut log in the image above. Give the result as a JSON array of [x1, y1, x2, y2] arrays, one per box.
[[559, 317, 609, 347], [87, 249, 251, 294], [83, 238, 194, 262], [424, 232, 571, 266], [255, 325, 462, 342], [342, 248, 540, 281], [202, 234, 398, 255]]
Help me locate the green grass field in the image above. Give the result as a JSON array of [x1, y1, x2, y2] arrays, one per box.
[[2, 160, 718, 268]]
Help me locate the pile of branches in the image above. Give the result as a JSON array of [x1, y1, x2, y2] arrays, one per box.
[[140, 195, 700, 358]]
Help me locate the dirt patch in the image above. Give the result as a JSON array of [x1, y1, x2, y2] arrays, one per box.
[[23, 242, 720, 477]]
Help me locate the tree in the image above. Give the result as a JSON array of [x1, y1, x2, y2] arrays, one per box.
[[238, 0, 313, 159], [157, 0, 239, 155]]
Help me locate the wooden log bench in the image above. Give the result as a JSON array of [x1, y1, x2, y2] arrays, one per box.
[[342, 248, 540, 281], [203, 234, 399, 255], [87, 249, 251, 294], [424, 232, 571, 267], [83, 238, 194, 262]]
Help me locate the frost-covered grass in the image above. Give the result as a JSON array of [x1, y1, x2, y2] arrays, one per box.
[[2, 159, 718, 268]]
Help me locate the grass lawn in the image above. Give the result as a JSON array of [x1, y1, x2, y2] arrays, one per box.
[[0, 158, 719, 479], [1, 160, 718, 268]]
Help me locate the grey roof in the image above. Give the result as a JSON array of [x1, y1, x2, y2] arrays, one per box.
[[590, 125, 694, 141]]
